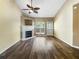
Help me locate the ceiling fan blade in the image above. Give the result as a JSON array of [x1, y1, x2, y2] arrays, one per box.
[[34, 7, 40, 10], [27, 4, 31, 8], [33, 10, 38, 13], [22, 9, 29, 10]]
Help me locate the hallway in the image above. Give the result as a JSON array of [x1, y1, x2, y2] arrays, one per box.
[[1, 37, 79, 59]]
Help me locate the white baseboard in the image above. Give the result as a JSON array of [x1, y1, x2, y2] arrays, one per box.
[[0, 40, 20, 54], [54, 36, 79, 49], [72, 45, 79, 49]]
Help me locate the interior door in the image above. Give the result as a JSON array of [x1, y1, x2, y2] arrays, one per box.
[[73, 4, 79, 46]]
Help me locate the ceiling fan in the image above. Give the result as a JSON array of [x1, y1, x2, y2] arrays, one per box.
[[22, 0, 40, 14]]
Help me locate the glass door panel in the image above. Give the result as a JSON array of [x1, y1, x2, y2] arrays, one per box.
[[35, 21, 45, 35], [47, 20, 53, 35]]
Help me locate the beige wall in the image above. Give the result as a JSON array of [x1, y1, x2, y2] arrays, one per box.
[[0, 0, 21, 54], [54, 0, 79, 46]]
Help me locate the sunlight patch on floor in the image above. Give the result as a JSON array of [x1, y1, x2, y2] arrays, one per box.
[[32, 37, 53, 52]]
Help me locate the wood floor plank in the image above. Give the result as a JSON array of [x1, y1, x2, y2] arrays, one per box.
[[1, 37, 79, 59]]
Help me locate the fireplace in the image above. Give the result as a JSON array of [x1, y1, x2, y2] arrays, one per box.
[[25, 31, 32, 38]]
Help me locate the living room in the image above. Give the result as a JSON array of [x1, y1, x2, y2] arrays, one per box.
[[0, 0, 79, 59]]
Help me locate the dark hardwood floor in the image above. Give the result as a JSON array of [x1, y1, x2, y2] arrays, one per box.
[[1, 37, 79, 59]]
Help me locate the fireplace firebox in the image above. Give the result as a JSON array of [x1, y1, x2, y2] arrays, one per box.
[[25, 31, 32, 38]]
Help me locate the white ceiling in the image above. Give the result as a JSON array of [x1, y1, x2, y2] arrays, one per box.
[[16, 0, 66, 17]]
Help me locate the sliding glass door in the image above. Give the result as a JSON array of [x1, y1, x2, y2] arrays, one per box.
[[34, 21, 46, 35], [47, 20, 54, 36], [34, 19, 54, 36]]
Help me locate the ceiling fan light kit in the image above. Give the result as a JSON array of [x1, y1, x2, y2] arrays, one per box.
[[22, 0, 40, 14]]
